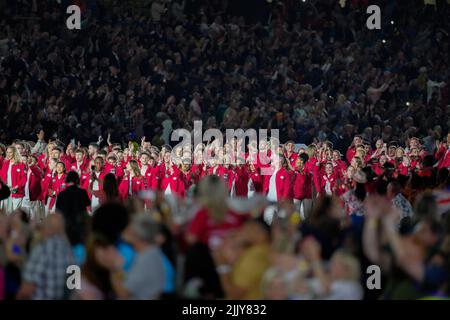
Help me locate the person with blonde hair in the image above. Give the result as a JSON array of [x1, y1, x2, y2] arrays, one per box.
[[0, 146, 27, 213]]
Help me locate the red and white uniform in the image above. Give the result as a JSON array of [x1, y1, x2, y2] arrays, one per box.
[[320, 173, 338, 195], [436, 146, 450, 169], [118, 174, 145, 200], [43, 173, 66, 211], [228, 166, 249, 197], [247, 169, 263, 197], [263, 167, 292, 201], [0, 160, 27, 198], [104, 163, 125, 184], [68, 160, 90, 175], [160, 165, 184, 196], [293, 169, 312, 200], [141, 165, 160, 190]]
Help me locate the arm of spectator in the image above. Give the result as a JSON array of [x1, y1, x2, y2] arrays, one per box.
[[302, 237, 331, 296], [382, 207, 424, 282], [363, 196, 391, 271]]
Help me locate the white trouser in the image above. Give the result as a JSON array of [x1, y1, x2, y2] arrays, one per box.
[[1, 197, 24, 215], [293, 198, 313, 220]]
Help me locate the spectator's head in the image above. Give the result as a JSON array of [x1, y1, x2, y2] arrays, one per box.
[[92, 203, 129, 244], [125, 214, 161, 250], [329, 250, 361, 282], [197, 175, 228, 222], [387, 181, 402, 200], [102, 173, 119, 202], [43, 213, 66, 238], [413, 218, 443, 249], [414, 191, 438, 222], [65, 171, 80, 185], [261, 267, 291, 300]]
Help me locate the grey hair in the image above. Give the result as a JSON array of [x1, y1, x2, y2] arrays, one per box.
[[131, 214, 160, 243]]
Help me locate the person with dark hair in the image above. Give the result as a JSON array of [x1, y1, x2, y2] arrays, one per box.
[[55, 171, 90, 247], [300, 195, 346, 260], [387, 181, 414, 222], [88, 173, 120, 205], [71, 234, 116, 300]]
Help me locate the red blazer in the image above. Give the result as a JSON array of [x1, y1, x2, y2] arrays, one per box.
[[372, 163, 384, 176], [346, 147, 356, 164], [181, 171, 196, 196], [319, 173, 338, 195], [228, 166, 249, 197], [437, 149, 450, 169], [104, 163, 125, 184], [0, 160, 27, 198], [248, 170, 263, 193], [27, 165, 44, 201], [68, 160, 90, 175], [81, 170, 107, 196], [263, 167, 293, 200], [396, 163, 410, 176], [160, 166, 184, 196], [44, 173, 67, 210], [118, 175, 145, 200], [293, 169, 312, 200], [142, 165, 160, 190], [286, 152, 298, 168]]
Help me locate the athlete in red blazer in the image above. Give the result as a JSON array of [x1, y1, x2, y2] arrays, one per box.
[[0, 149, 27, 199], [118, 160, 145, 200], [43, 162, 67, 212], [263, 156, 293, 201]]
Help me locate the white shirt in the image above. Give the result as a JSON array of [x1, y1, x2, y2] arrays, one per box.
[[7, 161, 12, 187], [267, 169, 278, 202], [140, 165, 148, 176], [24, 169, 31, 200], [91, 172, 101, 210], [230, 176, 236, 198], [247, 178, 255, 198]]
